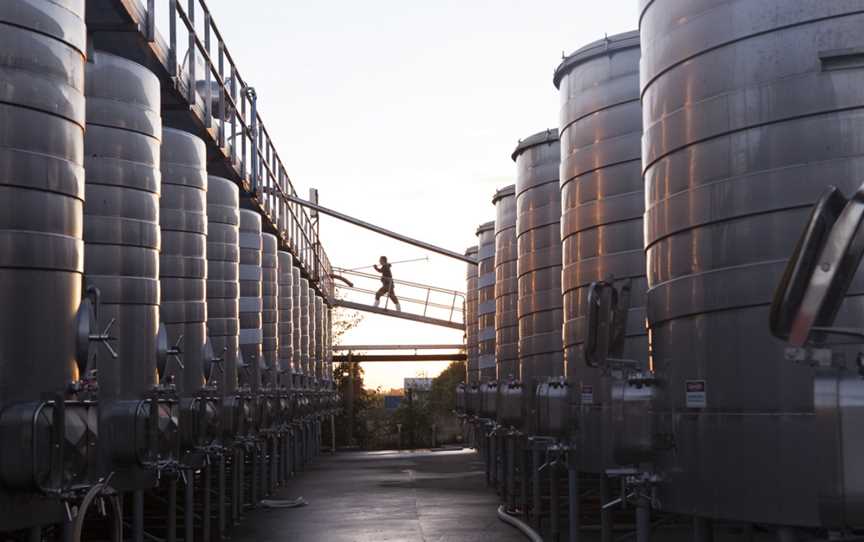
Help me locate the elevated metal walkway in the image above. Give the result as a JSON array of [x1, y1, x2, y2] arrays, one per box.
[[333, 300, 463, 330], [333, 268, 465, 329]]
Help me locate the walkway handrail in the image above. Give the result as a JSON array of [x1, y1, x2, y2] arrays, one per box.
[[333, 267, 465, 324], [334, 268, 466, 298]]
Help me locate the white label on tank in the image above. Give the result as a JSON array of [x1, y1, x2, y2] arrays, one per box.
[[685, 380, 707, 409], [581, 385, 594, 405]]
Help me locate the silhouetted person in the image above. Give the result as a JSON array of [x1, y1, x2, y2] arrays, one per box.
[[373, 255, 401, 311]]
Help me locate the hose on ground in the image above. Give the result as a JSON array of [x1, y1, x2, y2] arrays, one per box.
[[259, 497, 308, 509], [71, 482, 123, 542], [497, 504, 543, 542]]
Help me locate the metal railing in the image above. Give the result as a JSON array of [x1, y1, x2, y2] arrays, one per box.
[[333, 268, 465, 325], [140, 0, 333, 297]]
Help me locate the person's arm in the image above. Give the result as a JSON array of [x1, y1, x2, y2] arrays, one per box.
[[373, 265, 380, 273]]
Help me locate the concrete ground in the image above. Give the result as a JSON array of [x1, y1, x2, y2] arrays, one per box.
[[231, 448, 526, 542]]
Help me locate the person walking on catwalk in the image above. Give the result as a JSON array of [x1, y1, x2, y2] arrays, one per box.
[[373, 255, 401, 311]]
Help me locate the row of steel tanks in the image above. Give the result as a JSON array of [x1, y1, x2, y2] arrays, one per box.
[[0, 2, 337, 540], [459, 2, 864, 540]]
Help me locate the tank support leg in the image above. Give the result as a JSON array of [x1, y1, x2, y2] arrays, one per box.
[[600, 475, 613, 542], [777, 527, 800, 542], [532, 442, 543, 530], [250, 445, 258, 507], [568, 458, 579, 542], [520, 441, 530, 522], [133, 490, 144, 542], [218, 454, 226, 540], [550, 458, 560, 542], [203, 463, 211, 542], [168, 479, 177, 542], [694, 517, 713, 542], [486, 427, 494, 487], [234, 448, 243, 520], [636, 495, 650, 542], [506, 434, 516, 510], [184, 470, 194, 542]]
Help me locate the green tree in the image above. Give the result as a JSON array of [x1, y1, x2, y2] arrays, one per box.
[[334, 361, 369, 447], [330, 306, 364, 447], [392, 390, 433, 449], [430, 361, 465, 416]]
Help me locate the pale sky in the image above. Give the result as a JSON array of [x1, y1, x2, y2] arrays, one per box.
[[201, 0, 639, 389]]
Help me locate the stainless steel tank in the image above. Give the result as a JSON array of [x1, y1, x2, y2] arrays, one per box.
[[324, 306, 333, 385], [513, 130, 563, 384], [0, 0, 85, 404], [262, 233, 279, 389], [493, 186, 518, 381], [299, 278, 311, 387], [160, 128, 208, 396], [641, 1, 864, 528], [0, 0, 88, 527], [292, 267, 303, 388], [206, 176, 240, 397], [464, 245, 479, 384], [555, 31, 644, 471], [160, 128, 213, 458], [476, 222, 496, 382], [85, 50, 168, 482], [278, 252, 294, 389], [314, 295, 324, 385], [238, 209, 263, 393]]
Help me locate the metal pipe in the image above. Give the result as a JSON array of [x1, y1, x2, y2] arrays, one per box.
[[285, 195, 476, 264], [333, 344, 464, 351], [334, 353, 466, 363]]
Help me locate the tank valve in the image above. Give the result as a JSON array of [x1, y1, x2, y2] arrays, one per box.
[[602, 469, 662, 511]]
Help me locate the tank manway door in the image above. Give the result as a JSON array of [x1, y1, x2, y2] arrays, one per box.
[[770, 181, 864, 351], [770, 180, 864, 525]]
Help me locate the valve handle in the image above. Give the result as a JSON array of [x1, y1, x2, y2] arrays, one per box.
[[91, 318, 119, 359], [168, 334, 185, 371]]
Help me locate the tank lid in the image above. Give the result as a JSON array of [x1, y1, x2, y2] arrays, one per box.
[[511, 129, 559, 161], [492, 184, 516, 204], [476, 221, 495, 236], [465, 245, 479, 256], [553, 30, 640, 88]]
